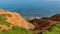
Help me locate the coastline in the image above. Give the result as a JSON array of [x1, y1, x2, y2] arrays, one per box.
[[24, 16, 42, 19]]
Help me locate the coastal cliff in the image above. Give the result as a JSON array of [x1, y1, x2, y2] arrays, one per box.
[[0, 9, 35, 30]]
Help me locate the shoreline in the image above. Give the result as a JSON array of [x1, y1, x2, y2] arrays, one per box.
[[24, 16, 42, 19]]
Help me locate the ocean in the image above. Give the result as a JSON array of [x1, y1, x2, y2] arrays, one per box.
[[0, 1, 60, 17]]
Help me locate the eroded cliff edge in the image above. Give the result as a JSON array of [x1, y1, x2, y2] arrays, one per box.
[[0, 9, 35, 30]]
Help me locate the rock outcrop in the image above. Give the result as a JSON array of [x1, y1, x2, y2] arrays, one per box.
[[49, 14, 60, 21], [0, 9, 35, 29], [29, 18, 56, 33]]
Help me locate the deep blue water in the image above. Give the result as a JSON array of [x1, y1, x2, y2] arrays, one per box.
[[0, 1, 60, 17]]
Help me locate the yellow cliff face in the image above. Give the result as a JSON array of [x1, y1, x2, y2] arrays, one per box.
[[0, 9, 35, 29]]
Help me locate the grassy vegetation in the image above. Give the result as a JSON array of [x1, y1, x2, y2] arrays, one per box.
[[41, 22, 60, 34], [0, 26, 32, 34], [0, 15, 11, 26]]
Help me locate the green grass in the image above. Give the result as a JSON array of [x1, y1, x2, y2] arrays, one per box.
[[0, 26, 32, 34], [42, 22, 60, 34], [0, 15, 11, 26]]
